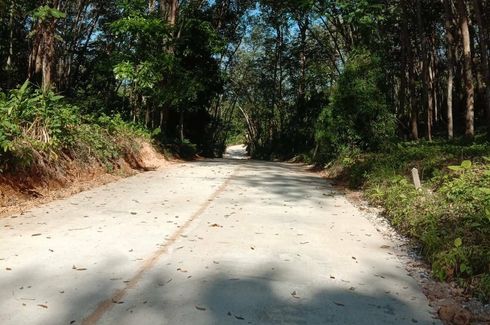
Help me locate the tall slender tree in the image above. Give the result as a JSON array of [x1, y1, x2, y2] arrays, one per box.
[[456, 0, 475, 138], [443, 0, 455, 139]]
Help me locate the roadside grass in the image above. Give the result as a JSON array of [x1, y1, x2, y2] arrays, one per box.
[[0, 82, 152, 176], [326, 139, 490, 302]]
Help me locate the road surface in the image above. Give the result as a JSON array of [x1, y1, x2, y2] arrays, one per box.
[[0, 158, 439, 324]]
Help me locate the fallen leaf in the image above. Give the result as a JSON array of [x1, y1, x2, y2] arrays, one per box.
[[6, 267, 12, 271], [37, 304, 48, 309]]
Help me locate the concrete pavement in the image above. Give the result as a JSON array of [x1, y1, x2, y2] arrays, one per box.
[[0, 158, 439, 324]]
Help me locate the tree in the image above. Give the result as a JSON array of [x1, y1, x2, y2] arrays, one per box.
[[29, 3, 66, 92], [472, 0, 490, 136], [456, 0, 475, 139], [443, 0, 455, 139]]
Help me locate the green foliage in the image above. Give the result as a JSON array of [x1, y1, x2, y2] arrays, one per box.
[[173, 138, 197, 160], [32, 5, 66, 21], [315, 49, 395, 161], [114, 61, 160, 91], [331, 141, 490, 301], [448, 160, 472, 172], [0, 82, 151, 172]]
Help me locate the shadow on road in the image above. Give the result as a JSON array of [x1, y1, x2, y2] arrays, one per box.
[[198, 159, 335, 203], [0, 260, 436, 324]]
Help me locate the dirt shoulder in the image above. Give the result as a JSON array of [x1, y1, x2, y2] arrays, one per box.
[[0, 142, 176, 218]]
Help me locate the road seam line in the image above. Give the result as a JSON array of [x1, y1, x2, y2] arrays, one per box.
[[81, 166, 241, 325]]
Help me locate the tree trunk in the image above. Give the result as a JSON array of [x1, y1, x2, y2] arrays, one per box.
[[443, 0, 455, 139], [456, 0, 475, 139], [298, 16, 308, 103], [6, 1, 14, 69], [403, 2, 418, 140], [400, 0, 410, 131], [149, 0, 157, 13], [179, 111, 184, 143], [430, 43, 438, 123], [28, 35, 43, 82], [163, 0, 178, 26], [160, 0, 179, 135], [416, 0, 432, 141], [472, 0, 490, 136], [42, 20, 56, 92]]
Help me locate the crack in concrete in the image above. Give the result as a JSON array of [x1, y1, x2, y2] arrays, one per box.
[[81, 167, 241, 325]]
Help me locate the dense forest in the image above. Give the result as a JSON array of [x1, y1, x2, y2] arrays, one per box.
[[1, 0, 490, 158], [0, 0, 489, 301]]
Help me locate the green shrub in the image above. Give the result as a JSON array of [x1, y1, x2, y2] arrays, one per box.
[[315, 49, 396, 161], [331, 141, 490, 301], [176, 138, 197, 159], [0, 82, 151, 172]]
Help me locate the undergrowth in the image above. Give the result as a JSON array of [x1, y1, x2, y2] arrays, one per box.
[[0, 82, 151, 176], [327, 140, 490, 302]]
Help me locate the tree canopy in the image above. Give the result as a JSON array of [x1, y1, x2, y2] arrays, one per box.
[[1, 0, 490, 158]]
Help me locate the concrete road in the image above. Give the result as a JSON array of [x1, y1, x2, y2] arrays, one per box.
[[0, 159, 439, 324], [223, 145, 249, 159]]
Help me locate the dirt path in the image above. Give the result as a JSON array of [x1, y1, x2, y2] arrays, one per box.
[[0, 159, 439, 324]]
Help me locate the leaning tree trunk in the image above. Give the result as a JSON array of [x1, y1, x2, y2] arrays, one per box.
[[456, 0, 475, 139]]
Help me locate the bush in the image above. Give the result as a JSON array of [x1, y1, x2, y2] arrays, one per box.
[[315, 49, 395, 161], [176, 139, 197, 159], [329, 141, 490, 301], [0, 82, 151, 173]]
